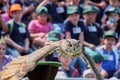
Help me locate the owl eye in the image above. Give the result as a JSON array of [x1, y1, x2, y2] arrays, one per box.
[[66, 40, 72, 47]]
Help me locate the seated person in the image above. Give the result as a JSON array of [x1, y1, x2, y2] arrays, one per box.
[[56, 55, 80, 78], [0, 37, 13, 71]]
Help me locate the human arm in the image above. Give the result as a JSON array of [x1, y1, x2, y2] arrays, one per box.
[[36, 0, 49, 10], [6, 35, 25, 52], [24, 38, 30, 53], [0, 15, 8, 32], [79, 32, 84, 43], [86, 0, 106, 9]]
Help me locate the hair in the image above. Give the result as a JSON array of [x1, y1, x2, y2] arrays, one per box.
[[37, 14, 52, 22], [0, 36, 6, 45]]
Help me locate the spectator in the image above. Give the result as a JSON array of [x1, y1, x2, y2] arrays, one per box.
[[9, 0, 40, 24], [68, 0, 83, 18], [56, 55, 79, 78], [64, 6, 84, 41], [64, 5, 87, 77], [37, 0, 66, 32], [83, 51, 106, 78], [82, 5, 103, 49], [101, 0, 120, 25], [45, 30, 61, 62], [0, 14, 8, 37], [6, 4, 33, 58], [28, 6, 51, 48], [0, 36, 13, 71], [96, 30, 119, 78], [102, 7, 120, 43], [83, 69, 96, 78]]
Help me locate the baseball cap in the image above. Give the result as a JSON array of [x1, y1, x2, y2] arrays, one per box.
[[67, 6, 79, 15], [83, 5, 96, 14], [48, 30, 61, 41], [89, 51, 107, 63], [103, 30, 116, 39], [36, 6, 48, 15], [10, 3, 22, 12], [105, 7, 120, 15]]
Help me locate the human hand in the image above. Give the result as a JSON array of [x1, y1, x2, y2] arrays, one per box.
[[24, 46, 29, 53], [89, 44, 95, 49], [16, 45, 26, 53]]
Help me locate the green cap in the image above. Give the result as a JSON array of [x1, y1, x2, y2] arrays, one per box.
[[83, 5, 96, 14], [67, 6, 79, 15], [36, 6, 48, 15], [38, 61, 62, 66], [103, 30, 116, 39], [89, 51, 106, 63], [105, 7, 120, 15], [28, 61, 61, 80], [48, 30, 61, 41]]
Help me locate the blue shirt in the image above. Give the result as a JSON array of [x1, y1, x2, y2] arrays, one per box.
[[7, 21, 30, 46], [64, 20, 84, 40], [45, 2, 66, 23], [102, 48, 116, 71], [82, 20, 103, 46]]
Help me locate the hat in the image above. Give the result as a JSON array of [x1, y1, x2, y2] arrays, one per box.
[[48, 30, 61, 41], [36, 6, 48, 15], [103, 30, 116, 39], [83, 69, 95, 78], [89, 51, 106, 63], [83, 5, 96, 14], [105, 7, 120, 15], [67, 6, 79, 15], [10, 3, 22, 12], [27, 61, 61, 80]]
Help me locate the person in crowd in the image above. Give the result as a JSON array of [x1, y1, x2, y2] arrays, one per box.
[[28, 6, 51, 48], [82, 5, 103, 49], [45, 30, 61, 62], [6, 3, 33, 58], [0, 36, 13, 71], [96, 30, 119, 78], [9, 0, 40, 24], [56, 54, 79, 78], [64, 5, 87, 77], [0, 14, 8, 37], [102, 7, 120, 43], [37, 0, 66, 32], [83, 69, 96, 78], [64, 5, 84, 41], [101, 0, 120, 25], [83, 51, 105, 78], [67, 0, 83, 18]]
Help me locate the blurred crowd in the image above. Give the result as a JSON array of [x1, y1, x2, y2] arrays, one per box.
[[0, 0, 120, 79]]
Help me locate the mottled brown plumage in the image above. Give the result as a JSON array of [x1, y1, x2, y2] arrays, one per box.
[[0, 39, 103, 80]]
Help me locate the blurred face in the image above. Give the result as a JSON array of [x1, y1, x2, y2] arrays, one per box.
[[109, 0, 119, 7], [68, 13, 80, 25], [37, 13, 48, 24], [0, 44, 6, 58], [85, 73, 96, 78], [83, 12, 97, 24], [59, 55, 72, 67], [73, 0, 80, 5], [104, 37, 115, 46], [108, 12, 120, 22], [11, 10, 22, 21]]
